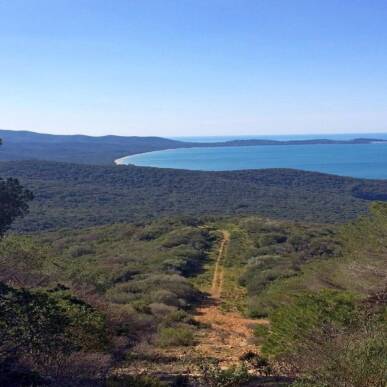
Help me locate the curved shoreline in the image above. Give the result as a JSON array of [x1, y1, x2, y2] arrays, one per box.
[[114, 140, 387, 180], [114, 137, 387, 166]]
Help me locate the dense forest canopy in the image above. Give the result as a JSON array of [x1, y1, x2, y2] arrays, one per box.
[[1, 160, 387, 231]]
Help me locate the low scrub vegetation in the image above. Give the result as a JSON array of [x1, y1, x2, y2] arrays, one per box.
[[198, 359, 250, 387], [257, 289, 387, 386], [222, 216, 341, 316], [0, 283, 110, 386], [157, 326, 195, 347], [226, 203, 387, 385], [0, 218, 217, 385]]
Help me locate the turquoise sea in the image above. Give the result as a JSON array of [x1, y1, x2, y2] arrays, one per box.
[[119, 134, 387, 179]]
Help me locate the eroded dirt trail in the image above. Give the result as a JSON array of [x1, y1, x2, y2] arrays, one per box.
[[194, 230, 267, 366], [210, 230, 228, 299], [114, 229, 269, 378]]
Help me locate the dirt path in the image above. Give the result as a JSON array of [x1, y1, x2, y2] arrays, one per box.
[[210, 230, 229, 299], [115, 229, 270, 378], [194, 230, 268, 367]]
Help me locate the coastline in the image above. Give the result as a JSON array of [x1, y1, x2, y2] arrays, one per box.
[[114, 137, 387, 166], [114, 140, 387, 179]]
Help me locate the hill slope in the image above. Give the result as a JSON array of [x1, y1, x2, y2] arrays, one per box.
[[0, 129, 189, 165]]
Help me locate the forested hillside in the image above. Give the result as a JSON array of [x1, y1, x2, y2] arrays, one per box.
[[0, 129, 188, 165], [2, 160, 387, 231]]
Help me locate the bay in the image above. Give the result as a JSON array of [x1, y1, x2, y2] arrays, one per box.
[[119, 134, 387, 179]]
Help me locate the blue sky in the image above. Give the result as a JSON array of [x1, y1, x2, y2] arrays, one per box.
[[1, 0, 387, 136]]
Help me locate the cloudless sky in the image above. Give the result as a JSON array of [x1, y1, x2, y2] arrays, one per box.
[[1, 0, 387, 137]]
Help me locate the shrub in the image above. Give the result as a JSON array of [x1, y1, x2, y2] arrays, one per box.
[[258, 233, 287, 247], [106, 374, 166, 387], [239, 352, 272, 376], [247, 297, 270, 318], [198, 359, 250, 387], [262, 290, 357, 357], [258, 289, 387, 386], [157, 326, 194, 347], [240, 255, 296, 297], [253, 324, 269, 344], [67, 245, 96, 258], [0, 283, 109, 384], [136, 223, 171, 241], [163, 309, 190, 325], [283, 318, 387, 386], [33, 351, 112, 386], [288, 234, 309, 251], [150, 290, 180, 306], [149, 303, 177, 318]]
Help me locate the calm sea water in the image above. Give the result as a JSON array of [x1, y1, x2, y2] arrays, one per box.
[[119, 134, 387, 179]]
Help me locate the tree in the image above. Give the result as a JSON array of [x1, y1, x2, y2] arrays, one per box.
[[0, 138, 33, 236]]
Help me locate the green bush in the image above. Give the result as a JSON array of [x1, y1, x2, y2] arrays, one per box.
[[247, 296, 270, 318], [136, 223, 171, 241], [286, 317, 387, 387], [0, 282, 109, 383], [239, 255, 296, 297], [253, 324, 269, 344], [262, 290, 357, 357], [198, 359, 250, 387], [157, 326, 194, 347], [106, 374, 166, 387], [258, 233, 287, 247], [239, 352, 272, 376], [162, 309, 190, 325], [258, 288, 387, 386], [150, 289, 180, 306], [67, 244, 96, 258]]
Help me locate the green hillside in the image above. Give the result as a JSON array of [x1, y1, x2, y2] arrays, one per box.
[[222, 203, 387, 317], [219, 203, 387, 385], [1, 205, 386, 385]]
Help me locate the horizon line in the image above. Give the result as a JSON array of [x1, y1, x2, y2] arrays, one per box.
[[1, 127, 387, 139]]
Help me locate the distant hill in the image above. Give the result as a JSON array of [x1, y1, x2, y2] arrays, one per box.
[[0, 129, 189, 165], [0, 129, 385, 165], [1, 160, 387, 232]]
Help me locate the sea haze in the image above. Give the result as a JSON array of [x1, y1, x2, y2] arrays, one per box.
[[119, 134, 387, 179]]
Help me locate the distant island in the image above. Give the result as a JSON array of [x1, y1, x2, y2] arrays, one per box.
[[203, 137, 387, 146], [0, 129, 386, 166]]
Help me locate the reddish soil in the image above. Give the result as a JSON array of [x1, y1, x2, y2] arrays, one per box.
[[194, 230, 268, 367]]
